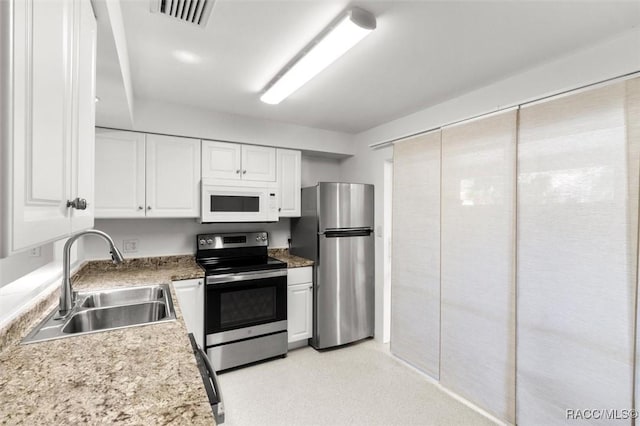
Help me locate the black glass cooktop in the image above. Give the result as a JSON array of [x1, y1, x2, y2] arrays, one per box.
[[197, 256, 286, 275]]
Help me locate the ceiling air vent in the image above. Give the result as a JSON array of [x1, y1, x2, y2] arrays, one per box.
[[150, 0, 215, 27]]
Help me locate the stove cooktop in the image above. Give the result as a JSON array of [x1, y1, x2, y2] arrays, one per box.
[[196, 256, 287, 275]]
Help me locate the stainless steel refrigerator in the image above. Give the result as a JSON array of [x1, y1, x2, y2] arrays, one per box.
[[291, 182, 374, 349]]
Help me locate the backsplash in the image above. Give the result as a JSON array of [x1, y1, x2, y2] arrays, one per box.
[[83, 218, 292, 260]]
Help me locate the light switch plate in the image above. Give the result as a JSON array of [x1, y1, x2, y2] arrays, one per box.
[[123, 239, 138, 253]]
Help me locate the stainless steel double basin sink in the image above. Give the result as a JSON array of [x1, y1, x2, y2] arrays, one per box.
[[23, 284, 177, 344]]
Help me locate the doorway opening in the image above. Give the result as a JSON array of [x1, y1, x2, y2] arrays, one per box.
[[383, 159, 393, 343]]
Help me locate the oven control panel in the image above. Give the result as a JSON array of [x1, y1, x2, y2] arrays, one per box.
[[197, 232, 269, 250]]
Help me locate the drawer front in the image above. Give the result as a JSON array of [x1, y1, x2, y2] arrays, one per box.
[[287, 266, 312, 285]]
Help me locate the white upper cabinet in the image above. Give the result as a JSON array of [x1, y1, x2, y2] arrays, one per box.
[[1, 0, 96, 257], [242, 145, 276, 181], [95, 130, 201, 218], [277, 149, 301, 217], [146, 134, 200, 218], [202, 141, 242, 180], [70, 0, 97, 232], [202, 141, 276, 182], [95, 130, 146, 218]]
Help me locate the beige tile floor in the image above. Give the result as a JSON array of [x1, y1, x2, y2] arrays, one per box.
[[217, 339, 497, 426]]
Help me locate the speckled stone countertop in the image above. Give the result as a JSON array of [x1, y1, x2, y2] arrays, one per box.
[[0, 256, 214, 425], [268, 249, 314, 268]]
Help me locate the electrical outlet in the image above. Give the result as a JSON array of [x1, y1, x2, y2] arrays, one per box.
[[123, 239, 138, 253], [29, 247, 41, 257]]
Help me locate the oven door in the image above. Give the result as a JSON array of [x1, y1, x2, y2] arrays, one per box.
[[201, 181, 279, 223], [205, 269, 287, 346]]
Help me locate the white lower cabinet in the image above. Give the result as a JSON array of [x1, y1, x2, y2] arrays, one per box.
[[287, 266, 313, 344], [172, 279, 204, 348]]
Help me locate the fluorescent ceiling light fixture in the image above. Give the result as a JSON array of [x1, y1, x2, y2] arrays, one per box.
[[260, 7, 376, 105]]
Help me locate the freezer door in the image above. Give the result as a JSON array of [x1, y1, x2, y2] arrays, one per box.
[[318, 183, 374, 231], [314, 231, 374, 349]]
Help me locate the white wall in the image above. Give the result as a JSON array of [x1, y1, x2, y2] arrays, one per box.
[[0, 244, 54, 289], [85, 218, 292, 260], [301, 154, 343, 187], [361, 28, 640, 146], [0, 239, 82, 327], [98, 98, 356, 157], [341, 27, 640, 344]]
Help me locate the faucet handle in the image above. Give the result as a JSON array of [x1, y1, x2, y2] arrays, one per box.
[[111, 248, 125, 264]]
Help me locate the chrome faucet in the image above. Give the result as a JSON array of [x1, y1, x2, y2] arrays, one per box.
[[58, 229, 124, 317]]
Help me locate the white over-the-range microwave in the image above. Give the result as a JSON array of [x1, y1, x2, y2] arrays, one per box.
[[201, 179, 279, 223]]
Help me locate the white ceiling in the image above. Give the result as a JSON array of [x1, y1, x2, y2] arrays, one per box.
[[108, 0, 640, 134]]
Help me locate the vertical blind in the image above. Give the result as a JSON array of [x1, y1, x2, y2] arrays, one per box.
[[440, 109, 517, 423], [391, 130, 441, 379], [391, 76, 640, 424], [517, 79, 639, 425]]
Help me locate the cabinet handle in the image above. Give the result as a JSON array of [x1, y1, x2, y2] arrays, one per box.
[[235, 169, 240, 174], [138, 206, 144, 210], [278, 208, 281, 212], [147, 206, 152, 210], [242, 170, 247, 174], [67, 197, 87, 210]]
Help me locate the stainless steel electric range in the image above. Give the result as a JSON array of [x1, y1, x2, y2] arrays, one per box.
[[196, 232, 288, 372]]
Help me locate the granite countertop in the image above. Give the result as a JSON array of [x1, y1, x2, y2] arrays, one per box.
[[0, 256, 214, 425], [268, 249, 314, 268]]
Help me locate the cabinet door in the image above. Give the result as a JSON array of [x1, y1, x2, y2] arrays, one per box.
[[94, 129, 146, 218], [287, 282, 312, 343], [70, 0, 96, 232], [277, 149, 301, 217], [146, 134, 200, 218], [242, 145, 276, 181], [9, 0, 74, 254], [202, 141, 242, 180], [173, 279, 205, 348]]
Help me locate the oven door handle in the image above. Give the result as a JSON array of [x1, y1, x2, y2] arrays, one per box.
[[206, 269, 287, 285], [189, 334, 225, 424]]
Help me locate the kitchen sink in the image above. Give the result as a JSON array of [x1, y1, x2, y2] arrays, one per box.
[[22, 284, 176, 344], [80, 286, 165, 308], [63, 302, 169, 334]]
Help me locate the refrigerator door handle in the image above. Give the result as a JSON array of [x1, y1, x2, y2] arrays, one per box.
[[321, 228, 373, 238]]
